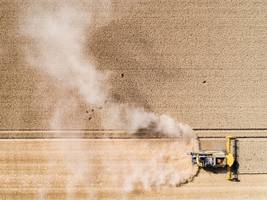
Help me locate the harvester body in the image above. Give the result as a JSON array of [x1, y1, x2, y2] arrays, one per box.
[[191, 151, 227, 168], [191, 136, 239, 181]]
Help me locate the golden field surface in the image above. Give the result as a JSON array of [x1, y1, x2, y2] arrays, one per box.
[[0, 130, 265, 200], [1, 0, 267, 199]]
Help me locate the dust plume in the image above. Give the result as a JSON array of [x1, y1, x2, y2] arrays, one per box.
[[103, 104, 194, 138], [21, 4, 108, 106], [102, 104, 198, 192], [20, 3, 103, 199], [20, 1, 198, 197]]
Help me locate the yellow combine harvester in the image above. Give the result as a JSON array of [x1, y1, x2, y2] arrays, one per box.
[[191, 136, 239, 181]]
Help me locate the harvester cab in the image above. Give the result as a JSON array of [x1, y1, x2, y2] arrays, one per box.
[[191, 136, 239, 182]]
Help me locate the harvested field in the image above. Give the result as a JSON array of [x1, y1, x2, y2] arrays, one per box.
[[0, 130, 265, 199]]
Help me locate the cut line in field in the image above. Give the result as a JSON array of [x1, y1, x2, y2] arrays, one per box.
[[0, 130, 266, 139]]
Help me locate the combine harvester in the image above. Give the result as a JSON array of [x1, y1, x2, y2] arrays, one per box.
[[191, 136, 240, 181]]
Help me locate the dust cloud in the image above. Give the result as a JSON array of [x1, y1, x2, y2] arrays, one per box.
[[20, 1, 198, 198], [20, 4, 108, 106], [103, 104, 195, 139]]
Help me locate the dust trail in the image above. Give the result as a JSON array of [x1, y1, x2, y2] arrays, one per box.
[[103, 104, 195, 139], [20, 0, 198, 197], [21, 3, 108, 106], [20, 4, 101, 199]]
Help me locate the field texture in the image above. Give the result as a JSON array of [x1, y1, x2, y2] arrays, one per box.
[[0, 0, 267, 129], [1, 0, 267, 199]]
